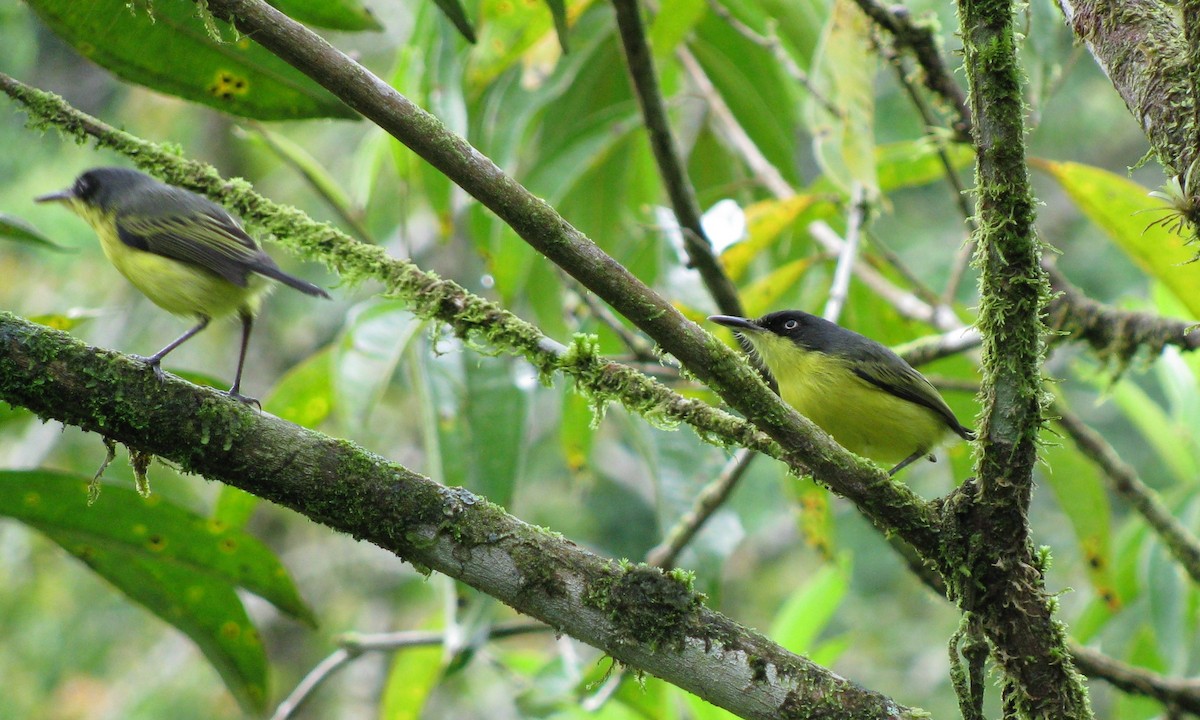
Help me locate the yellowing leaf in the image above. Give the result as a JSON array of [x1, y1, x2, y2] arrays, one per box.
[[1034, 159, 1200, 317], [720, 194, 819, 281], [740, 257, 818, 317]]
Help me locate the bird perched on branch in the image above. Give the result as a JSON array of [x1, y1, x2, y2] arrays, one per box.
[[38, 166, 330, 404], [710, 311, 974, 474]]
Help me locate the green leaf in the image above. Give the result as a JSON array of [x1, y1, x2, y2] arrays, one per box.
[[27, 309, 99, 332], [769, 558, 849, 654], [272, 0, 383, 31], [0, 470, 319, 713], [463, 357, 529, 507], [467, 0, 587, 90], [805, 0, 877, 196], [239, 124, 358, 222], [0, 212, 69, 251], [431, 0, 478, 43], [27, 0, 357, 120], [740, 257, 819, 318], [1107, 372, 1200, 485], [49, 532, 270, 713], [649, 0, 706, 60], [333, 301, 423, 431], [1114, 626, 1169, 720], [876, 139, 974, 192], [1034, 159, 1200, 317], [266, 344, 335, 428], [544, 0, 570, 53], [559, 385, 596, 474], [1041, 402, 1120, 611], [379, 641, 445, 720]]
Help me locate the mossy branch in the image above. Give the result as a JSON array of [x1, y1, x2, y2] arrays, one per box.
[[206, 0, 943, 545], [0, 70, 768, 461], [954, 0, 1092, 715], [1045, 265, 1200, 367], [1058, 0, 1197, 180], [0, 312, 921, 720]]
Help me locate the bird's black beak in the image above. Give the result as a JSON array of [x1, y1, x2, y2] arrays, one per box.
[[35, 188, 74, 204], [708, 315, 761, 333]]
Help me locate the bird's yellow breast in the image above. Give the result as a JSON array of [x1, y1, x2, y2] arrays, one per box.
[[749, 333, 949, 464], [80, 204, 266, 319]]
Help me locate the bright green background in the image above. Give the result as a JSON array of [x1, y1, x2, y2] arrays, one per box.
[[0, 0, 1195, 718]]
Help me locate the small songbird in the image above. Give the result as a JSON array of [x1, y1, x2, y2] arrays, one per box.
[[37, 166, 329, 404], [710, 311, 974, 475]]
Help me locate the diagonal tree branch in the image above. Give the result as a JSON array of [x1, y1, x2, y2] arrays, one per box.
[[0, 313, 919, 720], [1057, 0, 1195, 179], [193, 0, 946, 554], [1054, 400, 1200, 585]]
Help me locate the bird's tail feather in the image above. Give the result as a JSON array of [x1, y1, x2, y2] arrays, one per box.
[[255, 264, 330, 298]]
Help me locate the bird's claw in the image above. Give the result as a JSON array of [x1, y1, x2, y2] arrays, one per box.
[[131, 355, 167, 382], [226, 389, 262, 410]]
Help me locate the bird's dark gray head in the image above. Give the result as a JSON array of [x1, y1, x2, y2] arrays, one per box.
[[710, 310, 855, 355], [36, 167, 158, 211]]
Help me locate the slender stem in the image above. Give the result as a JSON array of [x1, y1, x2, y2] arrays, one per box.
[[1054, 400, 1200, 585], [646, 449, 757, 568], [610, 0, 743, 316], [272, 623, 552, 719], [851, 0, 972, 140], [808, 221, 964, 331], [822, 186, 868, 323], [676, 48, 795, 199]]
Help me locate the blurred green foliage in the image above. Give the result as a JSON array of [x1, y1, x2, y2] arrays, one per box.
[[0, 0, 1196, 717]]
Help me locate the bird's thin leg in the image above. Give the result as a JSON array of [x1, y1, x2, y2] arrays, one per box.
[[227, 312, 260, 408], [135, 317, 210, 380], [887, 449, 934, 476]]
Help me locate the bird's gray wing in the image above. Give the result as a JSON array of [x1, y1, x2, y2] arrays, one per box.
[[115, 190, 272, 288], [852, 358, 975, 440]]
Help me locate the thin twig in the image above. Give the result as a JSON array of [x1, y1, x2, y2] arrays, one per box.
[[1054, 400, 1200, 586], [823, 185, 868, 323], [808, 221, 965, 331], [1070, 642, 1200, 715], [646, 449, 758, 568], [851, 0, 972, 140], [611, 0, 743, 316], [676, 48, 795, 199], [271, 622, 551, 720], [270, 648, 356, 720], [558, 267, 659, 362], [877, 46, 977, 304]]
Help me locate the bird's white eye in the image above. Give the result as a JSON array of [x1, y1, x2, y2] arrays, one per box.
[[783, 319, 799, 330]]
